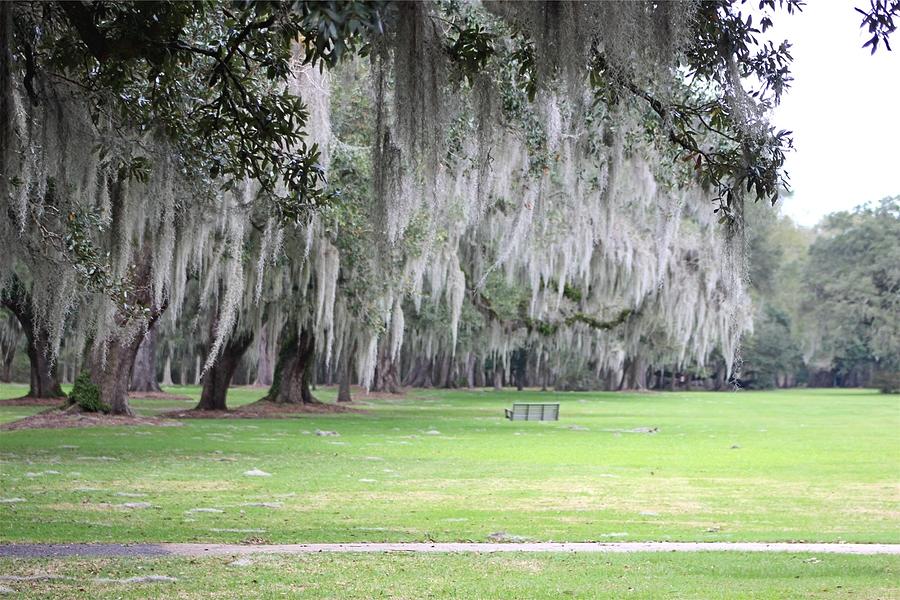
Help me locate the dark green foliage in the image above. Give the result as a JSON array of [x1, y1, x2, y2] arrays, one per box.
[[871, 370, 900, 394], [562, 283, 583, 304], [742, 197, 898, 391], [69, 372, 107, 413], [564, 309, 633, 331], [741, 306, 805, 389], [8, 1, 385, 223], [746, 208, 785, 296], [524, 318, 558, 338], [803, 197, 900, 390], [445, 13, 496, 85]]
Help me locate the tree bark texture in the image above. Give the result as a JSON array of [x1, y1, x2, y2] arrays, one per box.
[[90, 240, 167, 415], [493, 367, 503, 391], [161, 353, 174, 386], [129, 327, 161, 392], [1, 324, 18, 383], [266, 328, 319, 404], [196, 329, 254, 411], [373, 347, 401, 393], [1, 277, 65, 398], [337, 348, 353, 403], [253, 321, 274, 386]]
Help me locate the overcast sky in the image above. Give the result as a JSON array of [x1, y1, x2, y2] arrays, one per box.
[[764, 1, 899, 227]]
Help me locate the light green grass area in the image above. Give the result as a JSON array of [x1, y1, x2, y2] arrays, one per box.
[[0, 386, 898, 544], [0, 552, 897, 599]]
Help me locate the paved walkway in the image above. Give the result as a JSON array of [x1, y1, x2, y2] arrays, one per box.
[[1, 542, 898, 558]]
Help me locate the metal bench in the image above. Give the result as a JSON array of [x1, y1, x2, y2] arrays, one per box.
[[504, 403, 560, 421]]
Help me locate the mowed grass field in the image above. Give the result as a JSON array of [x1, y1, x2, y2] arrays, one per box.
[[0, 385, 897, 545], [0, 553, 897, 599]]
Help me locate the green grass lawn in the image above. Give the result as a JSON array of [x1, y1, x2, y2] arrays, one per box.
[[0, 385, 897, 545], [0, 552, 897, 599]]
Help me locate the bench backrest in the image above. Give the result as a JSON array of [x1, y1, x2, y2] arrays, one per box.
[[509, 403, 559, 421]]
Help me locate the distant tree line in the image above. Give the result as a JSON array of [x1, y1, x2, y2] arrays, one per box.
[[740, 196, 899, 393]]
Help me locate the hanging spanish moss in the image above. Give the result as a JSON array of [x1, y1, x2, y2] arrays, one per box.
[[1, 0, 784, 402]]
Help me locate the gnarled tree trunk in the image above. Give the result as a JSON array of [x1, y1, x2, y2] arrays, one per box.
[[1, 277, 65, 399], [92, 333, 147, 416], [129, 327, 161, 393], [196, 329, 254, 411], [373, 347, 401, 393], [619, 356, 648, 391], [404, 356, 433, 388], [265, 328, 319, 404], [90, 241, 166, 416]]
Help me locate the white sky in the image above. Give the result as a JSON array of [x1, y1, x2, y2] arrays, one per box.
[[765, 0, 899, 226]]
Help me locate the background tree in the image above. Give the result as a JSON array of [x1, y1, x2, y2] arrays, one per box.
[[803, 198, 900, 389]]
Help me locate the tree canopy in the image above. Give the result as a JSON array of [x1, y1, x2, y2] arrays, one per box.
[[1, 0, 897, 410]]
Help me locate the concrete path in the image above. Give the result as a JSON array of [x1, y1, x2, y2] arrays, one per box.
[[1, 542, 898, 558]]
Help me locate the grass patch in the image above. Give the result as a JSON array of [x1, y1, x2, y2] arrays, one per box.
[[0, 552, 897, 599], [0, 386, 897, 544]]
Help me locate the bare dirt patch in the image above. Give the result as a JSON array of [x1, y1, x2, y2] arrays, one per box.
[[127, 391, 192, 401], [0, 408, 183, 431], [347, 386, 409, 401], [0, 396, 67, 407], [164, 399, 364, 419]]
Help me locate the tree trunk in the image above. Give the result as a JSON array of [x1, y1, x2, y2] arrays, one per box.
[[437, 352, 452, 388], [1, 278, 65, 398], [474, 360, 485, 388], [196, 329, 254, 411], [373, 348, 401, 393], [253, 321, 274, 386], [512, 349, 526, 391], [465, 353, 476, 388], [712, 365, 726, 391], [1, 324, 18, 383], [493, 366, 503, 391], [161, 354, 174, 386], [1, 349, 14, 382], [337, 348, 352, 403], [91, 333, 146, 416], [265, 328, 319, 404], [89, 240, 167, 416], [193, 354, 202, 385], [178, 358, 188, 385], [404, 356, 436, 388], [129, 327, 161, 392], [619, 357, 648, 390], [402, 356, 423, 387]]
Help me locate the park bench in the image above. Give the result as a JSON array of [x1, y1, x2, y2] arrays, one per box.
[[504, 403, 560, 421]]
